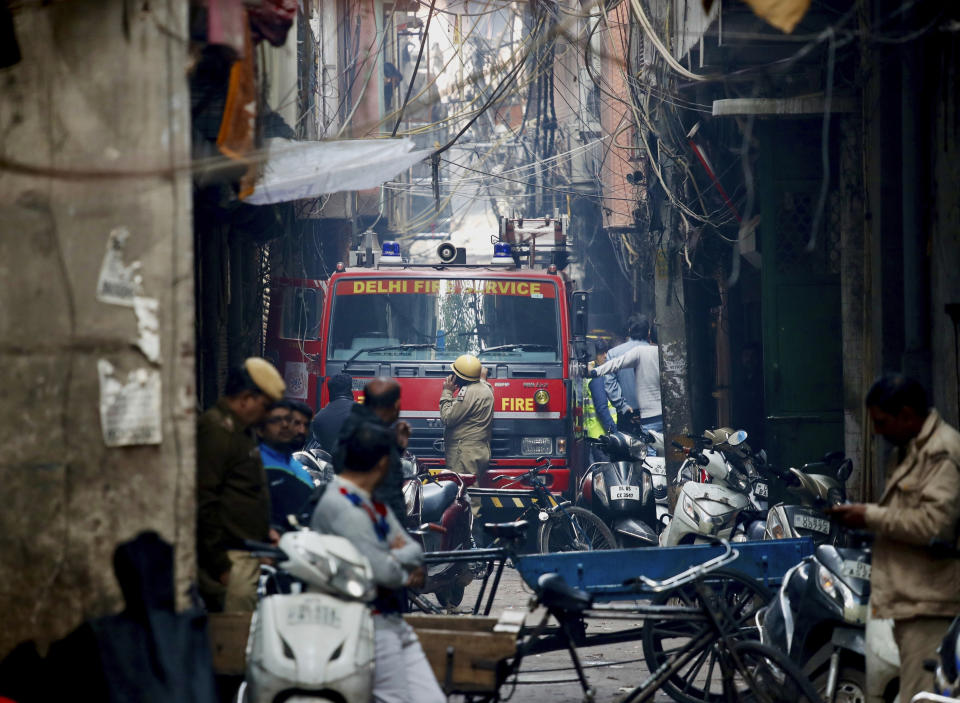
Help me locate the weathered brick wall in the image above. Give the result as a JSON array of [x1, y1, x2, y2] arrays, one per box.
[[0, 1, 195, 657]]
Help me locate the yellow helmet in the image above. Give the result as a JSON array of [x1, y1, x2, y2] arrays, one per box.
[[451, 354, 482, 382]]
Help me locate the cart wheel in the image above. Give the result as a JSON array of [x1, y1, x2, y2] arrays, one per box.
[[538, 506, 617, 553], [640, 568, 772, 703], [728, 640, 823, 703]]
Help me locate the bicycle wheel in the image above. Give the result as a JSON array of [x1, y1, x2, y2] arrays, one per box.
[[640, 569, 772, 703], [537, 506, 617, 552], [730, 640, 823, 703]]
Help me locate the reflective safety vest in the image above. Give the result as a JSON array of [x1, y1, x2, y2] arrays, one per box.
[[583, 379, 616, 439]]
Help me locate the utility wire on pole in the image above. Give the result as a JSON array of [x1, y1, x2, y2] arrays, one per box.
[[392, 0, 437, 137]]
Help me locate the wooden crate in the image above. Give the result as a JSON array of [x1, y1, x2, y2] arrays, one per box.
[[404, 613, 521, 693], [207, 612, 252, 676]]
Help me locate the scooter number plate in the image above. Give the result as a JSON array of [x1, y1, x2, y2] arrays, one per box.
[[610, 486, 640, 500], [793, 513, 830, 534], [287, 602, 342, 628], [754, 482, 768, 498], [841, 560, 871, 580]]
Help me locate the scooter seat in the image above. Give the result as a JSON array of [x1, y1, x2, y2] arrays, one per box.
[[482, 520, 529, 541], [421, 480, 458, 523], [538, 573, 593, 613]]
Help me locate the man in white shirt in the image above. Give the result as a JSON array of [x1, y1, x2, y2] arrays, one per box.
[[592, 329, 662, 432], [311, 418, 444, 703]]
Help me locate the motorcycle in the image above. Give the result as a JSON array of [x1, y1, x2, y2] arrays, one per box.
[[237, 530, 377, 703], [764, 452, 852, 546], [758, 530, 899, 703], [577, 430, 663, 546], [659, 428, 769, 546], [402, 467, 478, 607]]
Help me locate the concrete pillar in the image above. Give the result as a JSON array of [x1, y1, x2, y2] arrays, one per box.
[[837, 116, 868, 502], [0, 1, 194, 657], [655, 163, 693, 485]]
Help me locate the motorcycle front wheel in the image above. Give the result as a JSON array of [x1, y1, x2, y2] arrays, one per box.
[[537, 506, 617, 553]]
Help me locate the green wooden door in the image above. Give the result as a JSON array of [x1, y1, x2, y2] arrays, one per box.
[[759, 124, 844, 471]]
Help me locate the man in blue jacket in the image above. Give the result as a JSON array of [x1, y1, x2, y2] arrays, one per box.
[[258, 399, 314, 528]]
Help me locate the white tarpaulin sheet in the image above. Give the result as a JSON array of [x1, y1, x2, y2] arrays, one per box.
[[244, 137, 432, 205]]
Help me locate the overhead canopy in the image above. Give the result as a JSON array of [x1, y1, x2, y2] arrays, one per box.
[[244, 137, 432, 205]]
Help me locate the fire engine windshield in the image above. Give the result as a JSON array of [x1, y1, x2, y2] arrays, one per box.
[[328, 278, 560, 362]]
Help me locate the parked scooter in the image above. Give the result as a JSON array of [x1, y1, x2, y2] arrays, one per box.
[[402, 467, 478, 607], [659, 428, 769, 546], [764, 452, 852, 546], [578, 430, 662, 546], [921, 615, 960, 702], [757, 530, 899, 703], [236, 530, 377, 703], [293, 447, 335, 487]]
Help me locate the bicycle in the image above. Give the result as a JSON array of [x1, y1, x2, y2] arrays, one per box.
[[481, 456, 616, 553], [492, 532, 821, 703]]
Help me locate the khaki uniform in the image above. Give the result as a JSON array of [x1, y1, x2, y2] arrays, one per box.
[[864, 409, 960, 701], [197, 400, 272, 612], [439, 380, 494, 476]]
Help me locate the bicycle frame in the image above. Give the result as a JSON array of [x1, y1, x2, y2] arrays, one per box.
[[489, 457, 605, 550], [504, 541, 752, 701]]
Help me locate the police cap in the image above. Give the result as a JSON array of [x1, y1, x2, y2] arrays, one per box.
[[244, 357, 285, 401]]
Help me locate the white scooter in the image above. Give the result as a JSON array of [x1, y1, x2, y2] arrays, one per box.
[[659, 428, 768, 546], [237, 530, 377, 703]]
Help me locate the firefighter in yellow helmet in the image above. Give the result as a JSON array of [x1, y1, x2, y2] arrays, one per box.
[[439, 354, 494, 478]]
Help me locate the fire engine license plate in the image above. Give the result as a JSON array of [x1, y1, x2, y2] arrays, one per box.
[[841, 560, 871, 580], [754, 482, 768, 498], [793, 513, 830, 534], [610, 486, 640, 500]]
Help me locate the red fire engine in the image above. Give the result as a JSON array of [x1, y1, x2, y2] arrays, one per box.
[[265, 216, 590, 495]]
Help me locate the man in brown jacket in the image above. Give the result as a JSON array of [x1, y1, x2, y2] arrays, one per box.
[[829, 374, 960, 701], [439, 354, 494, 477]]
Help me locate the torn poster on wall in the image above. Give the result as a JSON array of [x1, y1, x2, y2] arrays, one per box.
[[96, 227, 143, 307], [98, 360, 162, 446], [133, 296, 160, 364]]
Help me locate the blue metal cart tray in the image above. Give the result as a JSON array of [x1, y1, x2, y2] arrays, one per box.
[[514, 538, 813, 601]]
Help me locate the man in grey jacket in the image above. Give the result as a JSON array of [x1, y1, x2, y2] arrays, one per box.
[[311, 419, 444, 703], [829, 374, 960, 702]]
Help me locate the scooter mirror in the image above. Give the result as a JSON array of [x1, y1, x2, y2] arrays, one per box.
[[837, 459, 853, 483], [728, 430, 748, 446]]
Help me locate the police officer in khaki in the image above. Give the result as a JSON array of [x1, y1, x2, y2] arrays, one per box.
[[197, 357, 285, 612], [439, 354, 494, 478]]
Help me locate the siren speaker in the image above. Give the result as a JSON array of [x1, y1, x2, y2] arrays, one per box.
[[437, 241, 457, 263]]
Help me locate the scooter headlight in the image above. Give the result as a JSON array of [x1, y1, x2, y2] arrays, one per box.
[[682, 494, 699, 524], [295, 544, 374, 601], [594, 472, 609, 507], [626, 435, 648, 460], [817, 565, 839, 600], [329, 556, 376, 601], [403, 480, 419, 516], [816, 564, 859, 621], [728, 466, 749, 493], [765, 510, 786, 540]]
